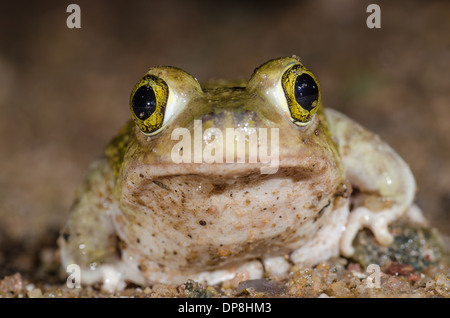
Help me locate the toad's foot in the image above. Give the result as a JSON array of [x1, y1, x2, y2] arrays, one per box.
[[75, 260, 265, 292], [340, 203, 426, 257]]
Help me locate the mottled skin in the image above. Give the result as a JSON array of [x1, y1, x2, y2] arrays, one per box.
[[58, 56, 418, 291]]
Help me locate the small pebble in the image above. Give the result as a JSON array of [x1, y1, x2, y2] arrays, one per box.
[[347, 263, 362, 273], [0, 273, 23, 295], [231, 270, 250, 288], [28, 288, 43, 298], [387, 262, 415, 276], [237, 279, 285, 295]]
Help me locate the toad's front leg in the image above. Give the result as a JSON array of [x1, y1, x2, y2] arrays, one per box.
[[325, 108, 419, 257], [58, 158, 144, 292]]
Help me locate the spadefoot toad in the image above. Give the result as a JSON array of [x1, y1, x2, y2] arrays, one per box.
[[58, 56, 420, 291]]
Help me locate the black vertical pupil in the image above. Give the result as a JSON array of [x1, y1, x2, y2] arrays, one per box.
[[132, 85, 157, 120], [294, 74, 319, 111]]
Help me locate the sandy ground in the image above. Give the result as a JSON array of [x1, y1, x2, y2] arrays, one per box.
[[0, 0, 449, 298]]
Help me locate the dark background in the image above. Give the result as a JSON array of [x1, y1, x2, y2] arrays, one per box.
[[0, 0, 449, 274]]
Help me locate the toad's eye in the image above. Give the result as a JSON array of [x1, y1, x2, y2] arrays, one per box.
[[130, 75, 169, 135], [281, 64, 320, 125]]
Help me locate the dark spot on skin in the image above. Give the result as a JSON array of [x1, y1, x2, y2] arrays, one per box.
[[153, 180, 170, 191], [313, 202, 331, 223], [63, 233, 70, 242], [118, 237, 127, 250], [187, 234, 192, 239], [212, 183, 228, 194], [173, 251, 178, 255], [136, 238, 141, 244], [199, 220, 207, 226], [139, 173, 144, 178], [114, 236, 123, 258]]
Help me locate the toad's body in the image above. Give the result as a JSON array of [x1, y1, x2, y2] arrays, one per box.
[[59, 57, 418, 291]]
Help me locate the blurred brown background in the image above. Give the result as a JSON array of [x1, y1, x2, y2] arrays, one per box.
[[0, 0, 449, 275]]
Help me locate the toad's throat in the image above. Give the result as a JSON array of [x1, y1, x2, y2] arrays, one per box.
[[115, 167, 345, 267], [116, 173, 344, 270]]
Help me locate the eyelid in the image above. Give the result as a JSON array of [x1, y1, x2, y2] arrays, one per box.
[[246, 57, 320, 126], [130, 66, 203, 136], [247, 59, 301, 120]]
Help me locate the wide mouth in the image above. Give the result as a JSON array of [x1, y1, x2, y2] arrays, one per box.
[[123, 153, 324, 181]]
